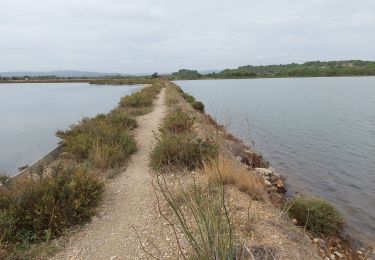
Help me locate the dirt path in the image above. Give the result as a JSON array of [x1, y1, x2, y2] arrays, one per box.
[[52, 87, 178, 259]]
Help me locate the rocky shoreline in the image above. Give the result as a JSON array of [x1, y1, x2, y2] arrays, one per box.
[[199, 112, 374, 259]]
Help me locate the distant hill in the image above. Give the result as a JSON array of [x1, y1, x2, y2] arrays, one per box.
[[170, 60, 375, 79], [0, 70, 123, 78]]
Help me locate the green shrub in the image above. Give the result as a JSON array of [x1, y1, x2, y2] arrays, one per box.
[[192, 101, 205, 112], [151, 133, 218, 171], [57, 113, 137, 168], [120, 83, 162, 110], [159, 110, 195, 135], [182, 93, 195, 104], [288, 197, 344, 235], [0, 166, 104, 244]]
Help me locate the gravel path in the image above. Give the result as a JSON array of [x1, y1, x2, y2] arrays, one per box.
[[52, 87, 178, 259]]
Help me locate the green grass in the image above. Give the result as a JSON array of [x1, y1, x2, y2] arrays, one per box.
[[287, 197, 344, 235]]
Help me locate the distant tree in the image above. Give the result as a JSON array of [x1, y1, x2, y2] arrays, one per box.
[[151, 72, 159, 78]]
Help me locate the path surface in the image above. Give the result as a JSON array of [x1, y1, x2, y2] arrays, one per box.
[[53, 88, 177, 259]]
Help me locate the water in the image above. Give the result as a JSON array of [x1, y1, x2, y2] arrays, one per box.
[[176, 77, 375, 246], [0, 83, 140, 175]]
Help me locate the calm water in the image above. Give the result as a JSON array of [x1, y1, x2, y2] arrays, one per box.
[[176, 77, 375, 246], [0, 83, 140, 175]]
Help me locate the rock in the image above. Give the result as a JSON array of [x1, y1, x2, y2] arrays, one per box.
[[333, 251, 343, 258], [313, 238, 320, 243], [265, 180, 272, 187], [276, 179, 287, 193], [255, 168, 273, 176], [329, 254, 336, 260], [292, 218, 298, 224], [356, 250, 363, 255], [110, 256, 117, 260], [166, 237, 171, 241]]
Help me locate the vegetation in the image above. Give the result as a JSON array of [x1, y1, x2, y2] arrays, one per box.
[[203, 155, 266, 201], [171, 69, 202, 79], [56, 114, 137, 169], [89, 77, 153, 85], [155, 175, 239, 259], [151, 110, 218, 171], [287, 197, 344, 235], [0, 166, 103, 252], [57, 83, 162, 169], [169, 60, 375, 80]]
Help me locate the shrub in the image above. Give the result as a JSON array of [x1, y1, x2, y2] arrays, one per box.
[[56, 113, 137, 169], [287, 197, 344, 235], [150, 133, 218, 171], [192, 101, 205, 112], [203, 155, 266, 201], [120, 83, 162, 110], [182, 93, 195, 104], [0, 166, 104, 244], [159, 110, 195, 135]]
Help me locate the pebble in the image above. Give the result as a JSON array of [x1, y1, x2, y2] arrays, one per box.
[[292, 218, 298, 224], [333, 251, 343, 258], [265, 180, 272, 187], [329, 254, 336, 260], [313, 238, 320, 243], [356, 250, 363, 255]]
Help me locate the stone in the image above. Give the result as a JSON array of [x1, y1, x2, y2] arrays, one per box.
[[255, 168, 273, 176], [313, 238, 320, 243], [356, 250, 363, 255], [265, 180, 272, 187], [110, 256, 117, 260], [292, 218, 298, 224], [329, 254, 336, 260], [333, 251, 343, 258]]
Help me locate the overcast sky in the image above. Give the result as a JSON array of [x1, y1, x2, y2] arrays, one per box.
[[0, 0, 374, 73]]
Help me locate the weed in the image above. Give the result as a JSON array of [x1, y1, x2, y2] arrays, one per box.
[[203, 154, 266, 201], [155, 175, 239, 259]]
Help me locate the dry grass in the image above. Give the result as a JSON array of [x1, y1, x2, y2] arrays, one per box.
[[203, 154, 266, 201]]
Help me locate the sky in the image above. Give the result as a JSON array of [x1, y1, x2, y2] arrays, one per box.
[[0, 0, 375, 74]]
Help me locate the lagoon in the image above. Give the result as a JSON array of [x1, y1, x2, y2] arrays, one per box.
[[176, 77, 375, 246], [0, 83, 139, 175]]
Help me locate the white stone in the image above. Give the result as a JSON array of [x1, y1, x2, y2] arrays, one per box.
[[333, 251, 344, 258]]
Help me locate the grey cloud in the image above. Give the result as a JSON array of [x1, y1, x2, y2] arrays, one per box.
[[0, 0, 374, 73]]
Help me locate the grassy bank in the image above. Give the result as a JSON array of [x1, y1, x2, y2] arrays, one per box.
[[149, 82, 359, 259], [0, 81, 163, 259]]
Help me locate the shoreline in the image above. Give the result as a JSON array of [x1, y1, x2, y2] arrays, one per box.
[[190, 95, 374, 257]]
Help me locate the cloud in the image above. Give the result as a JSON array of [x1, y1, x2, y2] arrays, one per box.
[[0, 0, 374, 73]]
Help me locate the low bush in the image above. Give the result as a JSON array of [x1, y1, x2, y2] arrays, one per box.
[[159, 110, 195, 135], [192, 101, 205, 112], [203, 155, 266, 201], [120, 83, 162, 110], [0, 166, 104, 245], [182, 93, 195, 104], [287, 197, 344, 235], [57, 114, 136, 169], [150, 133, 218, 171]]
